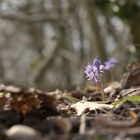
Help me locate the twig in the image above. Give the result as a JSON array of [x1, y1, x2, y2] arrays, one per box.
[[122, 87, 140, 96], [0, 13, 58, 24], [79, 114, 86, 134]]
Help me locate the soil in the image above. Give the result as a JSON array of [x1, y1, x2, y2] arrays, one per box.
[[1, 61, 140, 140]]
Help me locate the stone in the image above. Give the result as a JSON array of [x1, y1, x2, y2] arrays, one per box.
[[5, 125, 41, 140]]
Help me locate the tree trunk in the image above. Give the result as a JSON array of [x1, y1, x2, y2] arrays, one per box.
[[84, 0, 107, 62], [130, 17, 140, 60]]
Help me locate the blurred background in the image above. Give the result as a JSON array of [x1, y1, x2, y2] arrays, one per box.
[[0, 0, 139, 90]]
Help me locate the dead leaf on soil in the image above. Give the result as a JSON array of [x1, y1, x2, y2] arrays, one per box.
[[70, 101, 113, 116], [121, 60, 140, 87], [104, 81, 122, 99], [120, 87, 140, 97], [0, 84, 57, 114], [95, 115, 140, 129], [10, 94, 40, 114]]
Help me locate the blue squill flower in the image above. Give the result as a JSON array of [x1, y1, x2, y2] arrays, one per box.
[[85, 57, 104, 83], [104, 57, 118, 70], [93, 56, 101, 68]]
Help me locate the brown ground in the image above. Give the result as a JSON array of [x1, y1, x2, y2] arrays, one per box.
[[0, 61, 140, 140]]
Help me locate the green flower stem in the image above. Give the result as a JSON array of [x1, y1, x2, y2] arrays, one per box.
[[95, 82, 105, 101]]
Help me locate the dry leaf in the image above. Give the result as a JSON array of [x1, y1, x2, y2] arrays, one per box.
[[95, 116, 140, 129], [70, 101, 113, 116], [104, 81, 122, 94], [10, 94, 40, 114], [120, 87, 140, 97], [0, 84, 57, 114], [121, 60, 140, 87]]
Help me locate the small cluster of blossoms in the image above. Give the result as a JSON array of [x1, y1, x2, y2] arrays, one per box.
[[85, 56, 118, 83], [85, 57, 104, 83], [85, 56, 118, 101], [104, 57, 118, 70]]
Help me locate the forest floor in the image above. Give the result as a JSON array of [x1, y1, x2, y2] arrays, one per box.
[[0, 61, 140, 140]]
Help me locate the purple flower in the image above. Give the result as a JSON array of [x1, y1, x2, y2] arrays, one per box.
[[104, 57, 118, 70], [85, 57, 104, 83], [93, 56, 101, 68]]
